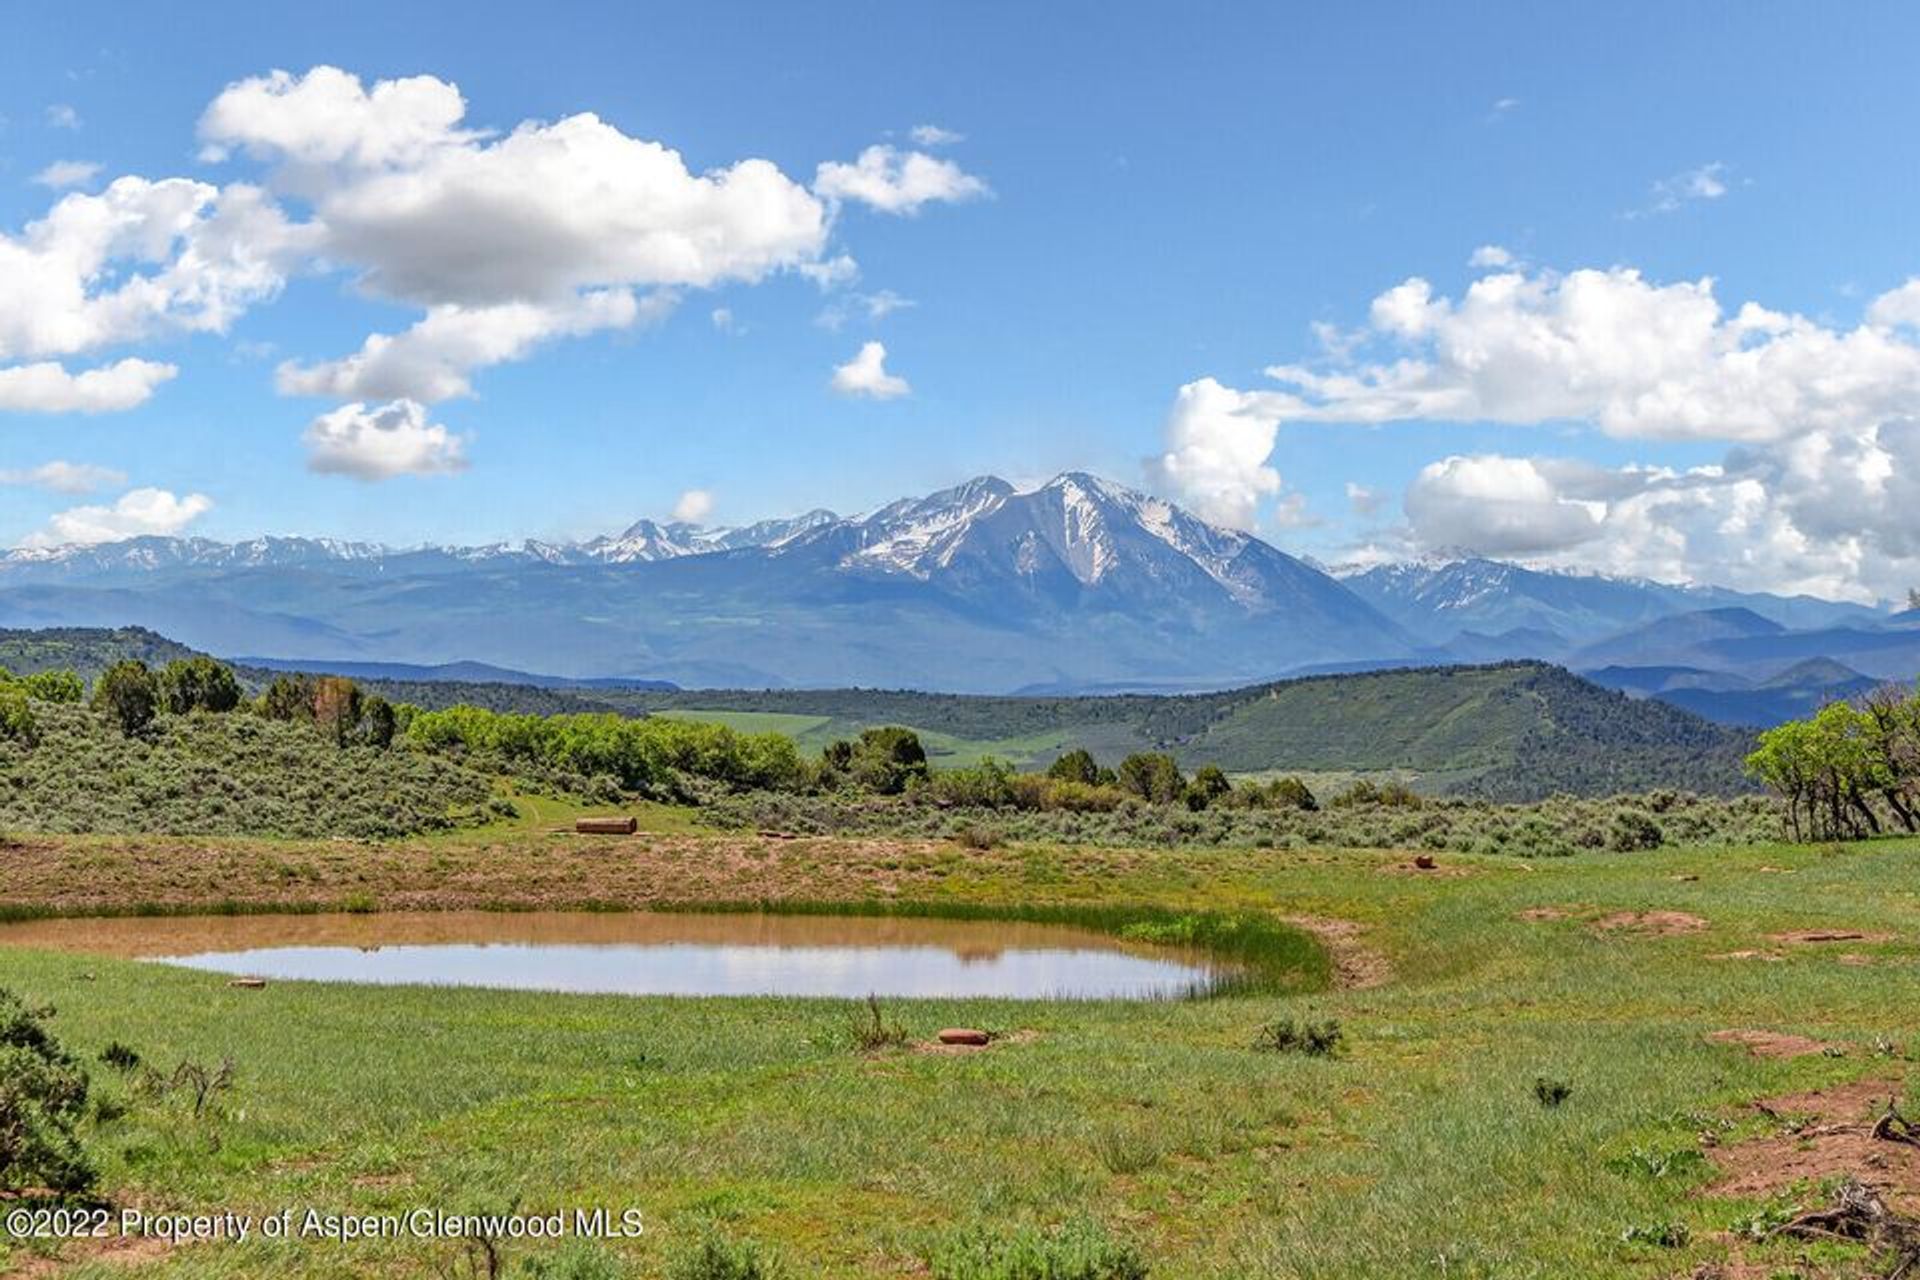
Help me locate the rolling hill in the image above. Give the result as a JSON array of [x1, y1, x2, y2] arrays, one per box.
[[2, 628, 1756, 799], [596, 662, 1759, 799]]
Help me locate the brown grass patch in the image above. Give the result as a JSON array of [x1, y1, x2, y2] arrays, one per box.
[[1707, 1028, 1836, 1059], [1592, 910, 1708, 937], [1282, 914, 1391, 990]]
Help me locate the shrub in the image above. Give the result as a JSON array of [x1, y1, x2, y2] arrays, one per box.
[[158, 656, 242, 715], [1046, 748, 1110, 787], [1533, 1076, 1572, 1108], [91, 660, 158, 737], [1252, 1015, 1343, 1057], [259, 674, 317, 722], [522, 1241, 633, 1279], [0, 686, 36, 744], [19, 670, 83, 704], [848, 995, 910, 1051], [1265, 776, 1318, 811], [1116, 753, 1183, 804], [668, 1229, 780, 1280], [1043, 780, 1126, 813], [927, 1219, 1148, 1280], [98, 1042, 141, 1073], [1607, 810, 1663, 852], [931, 758, 1017, 808], [952, 821, 1002, 850], [0, 988, 97, 1199], [845, 727, 929, 795]]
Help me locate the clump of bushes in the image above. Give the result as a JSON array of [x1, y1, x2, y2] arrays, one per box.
[[407, 704, 801, 796], [0, 701, 495, 838], [1533, 1076, 1573, 1108], [1252, 1015, 1344, 1057], [701, 783, 1777, 856], [0, 988, 98, 1200]]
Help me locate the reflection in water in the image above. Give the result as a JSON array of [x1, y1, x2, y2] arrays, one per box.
[[0, 911, 1232, 1000]]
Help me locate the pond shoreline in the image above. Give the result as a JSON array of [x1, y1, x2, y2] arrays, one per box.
[[0, 830, 1339, 993]]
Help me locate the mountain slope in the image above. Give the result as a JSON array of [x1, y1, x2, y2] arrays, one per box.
[[0, 474, 1412, 691], [1344, 558, 1878, 647]]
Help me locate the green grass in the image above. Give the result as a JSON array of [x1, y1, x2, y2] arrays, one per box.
[[1, 833, 1915, 1277]]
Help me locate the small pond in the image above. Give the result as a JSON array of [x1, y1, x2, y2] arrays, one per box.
[[0, 911, 1236, 999]]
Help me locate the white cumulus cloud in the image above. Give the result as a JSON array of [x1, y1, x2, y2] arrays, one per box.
[[0, 176, 304, 364], [830, 341, 910, 399], [25, 487, 213, 547], [0, 358, 178, 413], [276, 289, 659, 402], [302, 399, 469, 480], [1145, 377, 1286, 530], [1262, 264, 1920, 443], [1169, 259, 1920, 598], [201, 67, 832, 307], [814, 144, 988, 215]]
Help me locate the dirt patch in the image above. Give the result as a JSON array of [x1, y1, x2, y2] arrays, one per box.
[[913, 1028, 1039, 1056], [1517, 906, 1576, 922], [1380, 860, 1474, 877], [11, 1232, 174, 1277], [1709, 1076, 1920, 1214], [1769, 928, 1895, 945], [1706, 950, 1784, 962], [1592, 910, 1708, 937], [1282, 915, 1391, 990], [1707, 1028, 1837, 1059]]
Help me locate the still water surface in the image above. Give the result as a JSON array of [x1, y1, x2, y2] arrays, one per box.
[[0, 911, 1231, 999]]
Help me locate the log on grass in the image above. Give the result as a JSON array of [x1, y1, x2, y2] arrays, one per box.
[[575, 816, 639, 836]]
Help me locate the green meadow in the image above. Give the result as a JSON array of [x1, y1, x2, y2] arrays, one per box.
[[2, 827, 1915, 1279]]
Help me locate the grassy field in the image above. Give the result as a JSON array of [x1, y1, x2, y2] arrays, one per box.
[[0, 824, 1916, 1278]]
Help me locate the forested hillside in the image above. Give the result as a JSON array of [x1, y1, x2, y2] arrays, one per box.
[[0, 629, 1758, 799]]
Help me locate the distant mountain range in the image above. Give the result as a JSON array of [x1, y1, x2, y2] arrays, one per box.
[[0, 471, 1912, 707]]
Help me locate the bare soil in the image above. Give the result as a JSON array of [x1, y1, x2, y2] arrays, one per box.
[[1706, 1028, 1837, 1059], [1709, 1076, 1920, 1213], [1592, 910, 1709, 936]]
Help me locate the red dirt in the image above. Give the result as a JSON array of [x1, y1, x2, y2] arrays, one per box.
[[1708, 1076, 1920, 1214], [1706, 1028, 1836, 1059]]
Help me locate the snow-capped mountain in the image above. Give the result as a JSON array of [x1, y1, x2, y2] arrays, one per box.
[[1341, 557, 1878, 649], [0, 473, 1410, 689], [0, 475, 1894, 691]]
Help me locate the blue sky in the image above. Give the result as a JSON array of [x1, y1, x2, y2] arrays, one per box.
[[3, 2, 1919, 600]]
